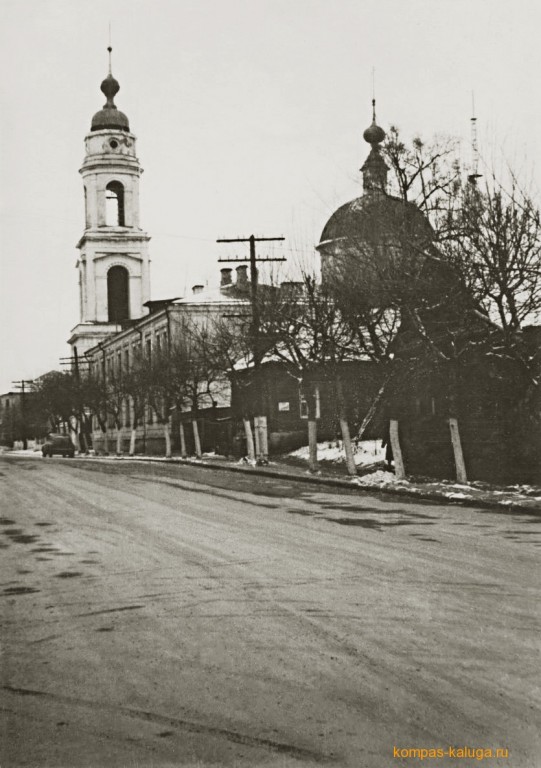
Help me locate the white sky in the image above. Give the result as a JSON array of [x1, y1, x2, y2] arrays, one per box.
[[1, 0, 540, 393]]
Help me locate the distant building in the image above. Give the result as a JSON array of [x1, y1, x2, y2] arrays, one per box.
[[0, 392, 22, 446], [0, 390, 48, 447]]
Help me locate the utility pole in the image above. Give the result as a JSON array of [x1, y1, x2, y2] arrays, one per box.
[[59, 352, 91, 452], [12, 379, 34, 450], [217, 235, 286, 361], [216, 234, 286, 463]]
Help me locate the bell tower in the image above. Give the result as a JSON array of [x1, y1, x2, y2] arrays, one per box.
[[68, 48, 151, 358]]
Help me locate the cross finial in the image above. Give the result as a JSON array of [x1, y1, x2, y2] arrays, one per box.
[[371, 67, 377, 121], [107, 23, 112, 74]]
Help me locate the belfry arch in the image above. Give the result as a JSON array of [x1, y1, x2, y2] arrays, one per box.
[[105, 181, 125, 226], [107, 265, 130, 322]]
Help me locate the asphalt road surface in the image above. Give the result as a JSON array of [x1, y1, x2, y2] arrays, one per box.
[[1, 455, 540, 768]]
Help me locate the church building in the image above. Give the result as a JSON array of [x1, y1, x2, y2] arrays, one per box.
[[68, 49, 151, 360]]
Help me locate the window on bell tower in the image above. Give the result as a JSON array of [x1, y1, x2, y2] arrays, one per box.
[[105, 181, 125, 226]]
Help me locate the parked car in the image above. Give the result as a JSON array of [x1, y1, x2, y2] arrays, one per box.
[[42, 434, 75, 458]]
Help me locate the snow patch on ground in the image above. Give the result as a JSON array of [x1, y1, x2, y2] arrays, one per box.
[[353, 470, 407, 486], [289, 439, 385, 466]]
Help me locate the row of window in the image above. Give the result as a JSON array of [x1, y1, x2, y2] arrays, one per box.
[[90, 329, 169, 381]]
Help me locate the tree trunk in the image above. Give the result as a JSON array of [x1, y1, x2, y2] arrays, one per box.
[[389, 419, 406, 480], [253, 418, 261, 459], [192, 419, 202, 458], [449, 417, 468, 484], [129, 427, 137, 456], [308, 419, 318, 473], [243, 417, 256, 462], [357, 376, 389, 441], [336, 377, 356, 476], [115, 427, 122, 456], [163, 419, 172, 458], [179, 421, 187, 458], [254, 415, 269, 464], [448, 364, 468, 484], [70, 421, 80, 452], [102, 429, 110, 455]]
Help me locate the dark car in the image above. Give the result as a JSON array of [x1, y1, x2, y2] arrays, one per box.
[[42, 434, 75, 458]]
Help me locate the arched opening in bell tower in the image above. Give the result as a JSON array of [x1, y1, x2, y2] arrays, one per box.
[[107, 265, 130, 322], [105, 181, 125, 226]]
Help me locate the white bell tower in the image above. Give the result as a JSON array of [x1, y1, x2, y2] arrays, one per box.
[[68, 48, 150, 358]]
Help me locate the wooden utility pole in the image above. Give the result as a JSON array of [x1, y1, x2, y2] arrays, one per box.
[[12, 379, 34, 450], [216, 234, 286, 463], [217, 235, 285, 362]]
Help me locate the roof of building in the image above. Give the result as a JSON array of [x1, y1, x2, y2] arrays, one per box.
[[172, 283, 252, 306]]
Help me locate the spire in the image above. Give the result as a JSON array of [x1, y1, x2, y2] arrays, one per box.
[[361, 99, 388, 193], [90, 46, 130, 132]]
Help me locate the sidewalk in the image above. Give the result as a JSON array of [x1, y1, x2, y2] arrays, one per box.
[[155, 453, 541, 513], [7, 445, 537, 514]]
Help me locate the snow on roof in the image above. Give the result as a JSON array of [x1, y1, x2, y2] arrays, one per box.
[[173, 285, 250, 306]]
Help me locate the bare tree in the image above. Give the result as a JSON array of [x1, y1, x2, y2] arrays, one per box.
[[256, 276, 366, 475], [122, 348, 150, 456], [445, 177, 541, 337], [204, 313, 257, 461]]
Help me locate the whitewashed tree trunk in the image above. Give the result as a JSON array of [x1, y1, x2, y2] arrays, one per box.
[[253, 418, 261, 459], [102, 429, 110, 455], [389, 419, 406, 480], [129, 428, 137, 456], [115, 428, 122, 456], [179, 421, 187, 458], [70, 421, 80, 452], [449, 417, 468, 484], [308, 419, 318, 473], [243, 418, 256, 462], [163, 419, 172, 459], [339, 418, 357, 476], [336, 377, 356, 476], [254, 415, 269, 463], [260, 415, 269, 462], [192, 419, 202, 458]]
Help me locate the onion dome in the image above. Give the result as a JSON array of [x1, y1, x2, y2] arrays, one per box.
[[360, 99, 388, 192], [91, 48, 130, 132], [363, 121, 385, 145], [363, 98, 386, 145]]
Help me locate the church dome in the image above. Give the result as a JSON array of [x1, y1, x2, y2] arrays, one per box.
[[90, 66, 130, 132], [318, 192, 434, 306], [317, 100, 434, 304], [319, 193, 433, 249], [91, 107, 130, 132]]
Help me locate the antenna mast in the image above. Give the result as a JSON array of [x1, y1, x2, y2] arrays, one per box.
[[468, 92, 482, 185]]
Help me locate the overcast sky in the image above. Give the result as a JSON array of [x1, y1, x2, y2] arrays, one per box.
[[1, 0, 540, 393]]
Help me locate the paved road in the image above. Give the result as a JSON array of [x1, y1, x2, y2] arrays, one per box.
[[1, 455, 540, 767]]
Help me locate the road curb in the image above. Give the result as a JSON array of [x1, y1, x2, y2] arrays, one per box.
[[72, 454, 541, 514]]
